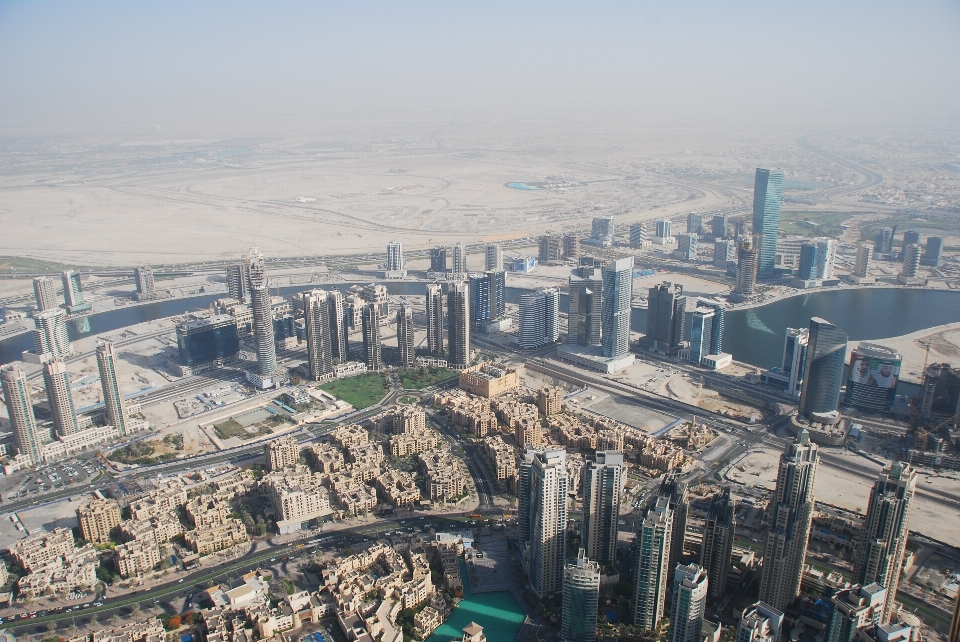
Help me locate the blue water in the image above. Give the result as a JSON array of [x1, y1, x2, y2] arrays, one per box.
[[425, 560, 525, 642], [507, 182, 536, 190]]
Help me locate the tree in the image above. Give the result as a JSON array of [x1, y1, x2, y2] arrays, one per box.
[[110, 614, 121, 627], [131, 602, 141, 618], [164, 615, 182, 631]]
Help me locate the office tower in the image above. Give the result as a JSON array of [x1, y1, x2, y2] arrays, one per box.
[[670, 565, 709, 642], [2, 364, 43, 466], [302, 290, 334, 380], [489, 271, 505, 319], [825, 584, 887, 642], [751, 168, 784, 278], [738, 603, 784, 642], [561, 550, 601, 642], [61, 270, 89, 311], [327, 289, 348, 363], [675, 234, 697, 261], [900, 244, 922, 278], [518, 287, 560, 349], [853, 462, 917, 623], [246, 248, 277, 377], [630, 223, 648, 249], [845, 343, 901, 414], [447, 281, 470, 367], [32, 308, 71, 358], [397, 304, 415, 368], [759, 429, 819, 611], [923, 237, 944, 267], [528, 448, 568, 597], [900, 231, 921, 260], [700, 487, 735, 599], [176, 316, 240, 367], [798, 243, 819, 280], [854, 242, 872, 278], [582, 450, 625, 564], [133, 266, 155, 300], [43, 358, 79, 437], [798, 317, 848, 420], [632, 496, 673, 631], [386, 240, 404, 272], [874, 226, 896, 255], [452, 242, 467, 276], [569, 270, 603, 347], [425, 283, 444, 355], [734, 238, 760, 297], [711, 214, 728, 240], [686, 212, 702, 235], [33, 277, 58, 312], [782, 328, 809, 398], [470, 271, 505, 330], [485, 243, 503, 271], [517, 448, 537, 546], [714, 239, 736, 269], [698, 301, 724, 356], [563, 234, 581, 260], [430, 246, 448, 272], [577, 256, 601, 277], [591, 217, 615, 246], [816, 239, 837, 279], [96, 341, 130, 436], [688, 307, 715, 365], [656, 220, 672, 239], [539, 235, 562, 263], [361, 303, 382, 370], [658, 470, 689, 579], [646, 282, 686, 353], [226, 262, 249, 302], [601, 257, 633, 358]]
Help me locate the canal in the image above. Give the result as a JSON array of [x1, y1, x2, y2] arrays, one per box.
[[425, 560, 526, 642]]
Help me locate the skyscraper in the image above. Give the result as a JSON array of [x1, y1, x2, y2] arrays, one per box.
[[737, 603, 784, 642], [923, 237, 944, 267], [854, 242, 872, 278], [658, 470, 689, 579], [447, 281, 470, 367], [714, 239, 736, 269], [601, 257, 633, 358], [562, 550, 601, 642], [226, 262, 249, 302], [32, 307, 71, 358], [646, 282, 686, 353], [396, 304, 415, 368], [656, 220, 672, 239], [176, 316, 240, 367], [700, 487, 735, 599], [327, 289, 349, 363], [734, 238, 760, 298], [563, 234, 581, 260], [518, 448, 537, 547], [630, 223, 648, 248], [1, 364, 43, 466], [698, 300, 725, 356], [43, 358, 79, 437], [759, 429, 819, 611], [518, 288, 560, 349], [133, 266, 156, 300], [528, 448, 568, 597], [246, 248, 278, 378], [798, 243, 819, 280], [669, 565, 709, 642], [485, 243, 503, 271], [452, 242, 467, 277], [569, 270, 603, 347], [425, 283, 444, 356], [386, 240, 405, 277], [361, 303, 382, 371], [899, 244, 922, 279], [32, 277, 58, 312], [582, 450, 625, 565], [711, 214, 728, 240], [782, 327, 809, 399], [825, 584, 887, 642], [468, 271, 504, 331], [752, 168, 784, 279], [302, 290, 334, 381], [591, 217, 615, 246], [430, 246, 448, 273], [61, 270, 90, 312], [675, 234, 697, 261], [688, 307, 715, 365], [686, 212, 703, 235], [853, 462, 917, 623], [816, 239, 837, 279], [632, 495, 673, 631], [798, 317, 848, 420], [874, 227, 896, 255], [900, 231, 921, 260], [539, 235, 562, 263], [97, 341, 130, 436]]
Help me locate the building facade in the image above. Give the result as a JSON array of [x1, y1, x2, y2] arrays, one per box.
[[798, 317, 848, 420], [582, 450, 625, 564], [447, 281, 470, 367], [561, 550, 601, 642], [97, 341, 131, 436], [361, 303, 382, 371], [426, 283, 444, 356], [602, 257, 633, 358], [670, 565, 709, 642], [2, 364, 43, 465], [752, 168, 785, 278]]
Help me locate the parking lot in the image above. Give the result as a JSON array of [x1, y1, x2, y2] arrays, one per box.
[[1, 458, 105, 501]]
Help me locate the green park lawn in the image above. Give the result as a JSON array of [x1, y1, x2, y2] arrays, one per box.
[[320, 373, 389, 409]]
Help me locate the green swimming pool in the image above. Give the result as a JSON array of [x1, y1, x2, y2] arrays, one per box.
[[425, 560, 526, 642]]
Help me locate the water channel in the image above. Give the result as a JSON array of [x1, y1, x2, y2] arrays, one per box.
[[425, 560, 526, 642]]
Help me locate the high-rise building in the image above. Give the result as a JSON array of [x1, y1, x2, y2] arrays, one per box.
[[734, 238, 760, 298], [751, 168, 784, 279], [32, 307, 71, 358], [798, 243, 819, 280], [61, 270, 90, 312], [782, 328, 809, 399], [518, 448, 537, 547], [303, 290, 334, 381], [658, 470, 689, 579], [798, 317, 848, 420], [518, 288, 560, 349], [43, 358, 79, 437], [1, 364, 43, 465], [386, 240, 405, 277], [452, 242, 467, 277], [900, 231, 921, 260], [759, 429, 819, 611], [854, 242, 872, 278], [226, 262, 249, 302], [425, 283, 444, 356], [674, 234, 698, 261], [686, 213, 703, 236], [698, 300, 724, 356], [592, 218, 615, 246], [539, 235, 563, 263], [656, 220, 672, 239], [396, 304, 415, 368], [844, 343, 901, 414], [874, 227, 896, 255], [527, 448, 568, 597], [561, 549, 601, 642], [177, 316, 240, 367], [630, 223, 648, 249], [646, 282, 686, 353], [430, 246, 448, 273], [361, 303, 382, 371], [923, 237, 944, 267], [247, 248, 278, 378], [711, 214, 728, 240], [816, 239, 837, 279], [32, 277, 58, 312], [569, 270, 603, 347], [737, 602, 784, 642], [688, 307, 715, 365], [853, 462, 917, 623], [714, 240, 737, 269], [563, 234, 581, 260], [825, 584, 887, 642], [601, 257, 633, 358], [669, 565, 709, 642], [327, 289, 349, 363], [950, 590, 959, 642], [900, 244, 922, 279], [582, 450, 625, 564], [632, 495, 673, 631], [469, 271, 505, 331], [700, 487, 735, 599], [485, 244, 503, 271], [447, 281, 470, 367], [97, 341, 130, 436], [133, 266, 156, 300]]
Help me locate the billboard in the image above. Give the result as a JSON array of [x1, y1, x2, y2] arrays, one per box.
[[845, 348, 901, 412]]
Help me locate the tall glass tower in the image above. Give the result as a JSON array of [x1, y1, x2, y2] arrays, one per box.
[[561, 550, 601, 642], [97, 341, 131, 436], [582, 450, 625, 564], [752, 168, 784, 279], [602, 257, 633, 358], [798, 317, 848, 420], [1, 364, 43, 466], [302, 289, 334, 381], [246, 247, 277, 378]]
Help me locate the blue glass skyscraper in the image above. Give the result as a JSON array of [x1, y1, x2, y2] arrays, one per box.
[[698, 300, 724, 355], [602, 257, 633, 358], [798, 243, 819, 280], [752, 168, 784, 279], [798, 317, 848, 419]]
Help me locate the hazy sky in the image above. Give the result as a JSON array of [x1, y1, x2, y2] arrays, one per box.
[[1, 0, 958, 139]]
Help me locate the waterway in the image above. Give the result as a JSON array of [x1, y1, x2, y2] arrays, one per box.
[[425, 560, 526, 642]]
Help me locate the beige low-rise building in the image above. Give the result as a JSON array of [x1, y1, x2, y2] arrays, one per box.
[[414, 606, 443, 638], [304, 443, 346, 473], [346, 442, 385, 466], [129, 478, 188, 520], [389, 428, 441, 457], [418, 448, 467, 502], [77, 498, 122, 544], [120, 511, 185, 544], [10, 527, 76, 572], [375, 470, 421, 507], [185, 519, 249, 555], [458, 364, 520, 398], [640, 441, 685, 472], [332, 424, 369, 447], [370, 405, 427, 434], [481, 435, 517, 492], [333, 482, 378, 517], [265, 435, 301, 471], [90, 617, 167, 642], [186, 497, 231, 528], [116, 538, 162, 578], [261, 468, 333, 533], [16, 544, 97, 597], [536, 387, 563, 416]]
